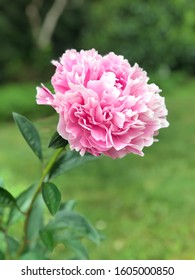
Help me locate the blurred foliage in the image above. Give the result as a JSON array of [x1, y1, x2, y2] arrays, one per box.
[[0, 0, 33, 82], [80, 0, 195, 73], [0, 0, 195, 83], [0, 83, 53, 121]]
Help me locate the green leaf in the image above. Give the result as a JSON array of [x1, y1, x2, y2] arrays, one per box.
[[48, 131, 68, 149], [0, 207, 4, 223], [20, 249, 48, 260], [65, 239, 89, 260], [40, 209, 100, 251], [27, 193, 43, 249], [8, 184, 37, 225], [20, 242, 49, 260], [39, 230, 54, 251], [49, 151, 97, 179], [12, 112, 43, 161], [42, 182, 61, 216], [0, 232, 6, 259], [60, 200, 77, 212], [6, 236, 20, 255], [0, 187, 17, 208]]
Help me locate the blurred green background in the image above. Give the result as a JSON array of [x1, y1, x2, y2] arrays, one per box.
[[0, 0, 195, 259]]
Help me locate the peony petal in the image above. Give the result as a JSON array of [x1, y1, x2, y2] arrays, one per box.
[[113, 112, 125, 128], [36, 85, 54, 105], [37, 49, 169, 158], [91, 126, 107, 142]]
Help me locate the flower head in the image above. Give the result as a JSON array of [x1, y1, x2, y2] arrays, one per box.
[[36, 49, 169, 158]]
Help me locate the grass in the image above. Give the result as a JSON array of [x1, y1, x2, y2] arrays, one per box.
[[0, 72, 195, 259]]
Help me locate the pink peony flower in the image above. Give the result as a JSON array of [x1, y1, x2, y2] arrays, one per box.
[[36, 49, 169, 159]]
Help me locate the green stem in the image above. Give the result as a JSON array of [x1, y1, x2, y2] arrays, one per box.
[[41, 147, 64, 183], [17, 147, 64, 257]]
